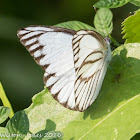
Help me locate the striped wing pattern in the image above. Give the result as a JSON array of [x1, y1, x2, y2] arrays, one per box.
[[17, 26, 111, 112], [72, 30, 111, 111], [17, 26, 77, 109]]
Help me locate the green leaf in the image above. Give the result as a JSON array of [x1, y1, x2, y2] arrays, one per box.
[[122, 9, 140, 43], [25, 89, 81, 133], [94, 0, 131, 8], [131, 133, 140, 140], [62, 43, 140, 139], [55, 21, 96, 31], [45, 119, 56, 131], [6, 110, 29, 140], [94, 8, 113, 36], [130, 0, 140, 6], [0, 127, 10, 140], [0, 106, 10, 124], [26, 43, 140, 139], [0, 82, 14, 118]]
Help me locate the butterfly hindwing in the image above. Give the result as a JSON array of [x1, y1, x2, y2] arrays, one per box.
[[72, 30, 111, 111]]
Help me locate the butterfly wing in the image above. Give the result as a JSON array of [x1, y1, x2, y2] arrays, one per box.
[[17, 26, 111, 112], [17, 26, 77, 109], [73, 30, 111, 111]]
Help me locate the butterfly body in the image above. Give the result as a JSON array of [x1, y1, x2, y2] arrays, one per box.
[[17, 26, 111, 112]]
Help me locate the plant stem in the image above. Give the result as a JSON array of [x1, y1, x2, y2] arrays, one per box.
[[0, 82, 14, 118], [109, 35, 120, 47]]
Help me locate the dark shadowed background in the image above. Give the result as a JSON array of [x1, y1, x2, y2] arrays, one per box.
[[0, 0, 138, 112]]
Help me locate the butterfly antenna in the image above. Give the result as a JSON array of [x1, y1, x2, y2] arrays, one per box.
[[109, 35, 120, 48]]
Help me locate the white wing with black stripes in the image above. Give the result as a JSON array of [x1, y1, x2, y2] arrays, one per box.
[[73, 30, 111, 111], [17, 26, 111, 112]]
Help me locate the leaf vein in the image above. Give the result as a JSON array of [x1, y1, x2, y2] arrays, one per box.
[[79, 94, 140, 140]]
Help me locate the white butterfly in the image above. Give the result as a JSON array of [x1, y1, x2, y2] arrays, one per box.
[[17, 26, 111, 112]]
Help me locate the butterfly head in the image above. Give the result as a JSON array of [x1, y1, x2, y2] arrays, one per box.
[[104, 37, 111, 45]]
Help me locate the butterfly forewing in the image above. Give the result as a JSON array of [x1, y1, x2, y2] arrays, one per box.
[[17, 26, 111, 112], [18, 26, 77, 110]]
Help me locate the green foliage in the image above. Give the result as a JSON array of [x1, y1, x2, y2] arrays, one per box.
[[62, 43, 140, 140], [0, 82, 14, 118], [131, 133, 140, 140], [25, 89, 80, 133], [0, 109, 63, 139], [94, 0, 131, 8], [55, 21, 96, 31], [130, 0, 140, 6], [25, 43, 140, 140], [0, 2, 140, 140], [6, 111, 29, 140], [94, 8, 113, 36], [0, 106, 10, 124], [122, 9, 140, 43]]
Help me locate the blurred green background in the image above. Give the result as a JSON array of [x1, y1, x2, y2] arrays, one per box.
[[0, 0, 138, 112]]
